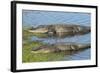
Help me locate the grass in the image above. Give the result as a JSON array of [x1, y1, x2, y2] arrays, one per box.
[[22, 41, 68, 62], [22, 29, 67, 63], [31, 33, 48, 38]]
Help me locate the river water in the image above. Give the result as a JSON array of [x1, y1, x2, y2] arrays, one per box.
[[23, 10, 91, 61]]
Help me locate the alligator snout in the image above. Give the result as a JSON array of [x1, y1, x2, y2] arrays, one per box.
[[76, 26, 91, 34]]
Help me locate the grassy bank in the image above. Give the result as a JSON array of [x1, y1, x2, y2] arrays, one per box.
[[22, 29, 66, 63], [22, 41, 68, 62]]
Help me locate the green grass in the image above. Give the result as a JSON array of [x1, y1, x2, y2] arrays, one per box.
[[31, 33, 48, 38], [22, 29, 68, 63], [22, 41, 68, 63]]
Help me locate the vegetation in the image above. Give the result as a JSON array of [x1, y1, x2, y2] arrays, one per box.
[[22, 29, 67, 63], [31, 33, 48, 38]]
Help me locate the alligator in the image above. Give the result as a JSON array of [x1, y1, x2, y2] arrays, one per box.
[[28, 24, 91, 37], [31, 43, 90, 53]]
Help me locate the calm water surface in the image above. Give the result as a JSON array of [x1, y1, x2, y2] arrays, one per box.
[[23, 10, 91, 60]]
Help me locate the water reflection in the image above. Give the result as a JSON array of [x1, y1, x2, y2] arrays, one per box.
[[31, 33, 90, 44], [30, 32, 91, 60]]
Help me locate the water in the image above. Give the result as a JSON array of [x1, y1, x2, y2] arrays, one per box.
[[23, 10, 91, 60], [61, 49, 90, 60], [31, 33, 90, 44]]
